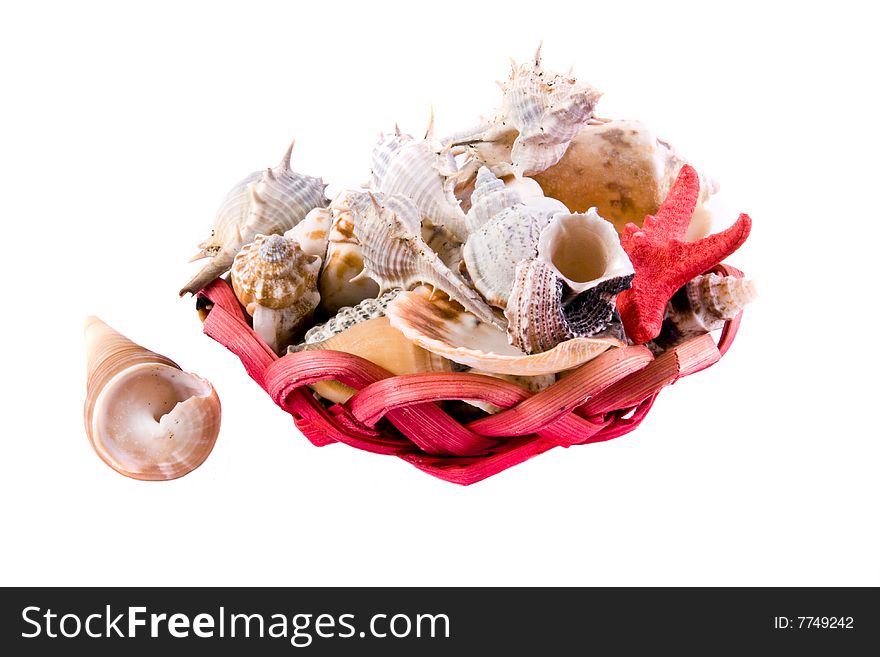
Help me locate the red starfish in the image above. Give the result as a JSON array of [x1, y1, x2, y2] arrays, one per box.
[[616, 165, 752, 344]]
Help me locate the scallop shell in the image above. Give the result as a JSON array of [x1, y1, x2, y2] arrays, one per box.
[[370, 129, 469, 241], [444, 46, 602, 177], [317, 190, 380, 315], [652, 274, 757, 351], [231, 233, 321, 354], [83, 317, 221, 481], [462, 178, 568, 308], [284, 206, 331, 260], [349, 191, 502, 328], [302, 289, 401, 345], [531, 119, 718, 240], [289, 316, 453, 404], [181, 141, 329, 295], [386, 286, 623, 376]]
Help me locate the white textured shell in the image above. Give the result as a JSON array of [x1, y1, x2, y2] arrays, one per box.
[[181, 141, 328, 295], [301, 289, 401, 345], [349, 192, 502, 327], [671, 273, 757, 334], [370, 128, 469, 241], [444, 47, 602, 177], [231, 234, 321, 354], [284, 206, 331, 260], [84, 317, 221, 481], [386, 286, 622, 376], [318, 190, 380, 315], [537, 208, 634, 293], [462, 172, 568, 308]]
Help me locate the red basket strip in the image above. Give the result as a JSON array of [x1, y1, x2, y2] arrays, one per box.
[[197, 262, 745, 485]]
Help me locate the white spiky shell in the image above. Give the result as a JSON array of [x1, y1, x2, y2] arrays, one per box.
[[84, 317, 221, 481], [181, 141, 328, 295], [349, 192, 502, 328], [462, 187, 567, 308], [532, 119, 718, 240], [444, 47, 602, 177], [317, 190, 380, 315], [231, 234, 321, 354], [386, 286, 623, 376], [369, 129, 469, 241]]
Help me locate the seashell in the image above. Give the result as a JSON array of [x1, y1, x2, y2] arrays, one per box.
[[289, 317, 453, 404], [231, 233, 321, 354], [536, 208, 634, 294], [464, 166, 524, 234], [370, 128, 470, 242], [531, 119, 718, 240], [462, 179, 568, 308], [318, 190, 380, 315], [386, 286, 623, 376], [83, 317, 221, 481], [444, 46, 602, 177], [349, 191, 503, 328], [652, 274, 757, 351], [284, 206, 331, 260], [181, 141, 329, 296], [504, 259, 622, 355], [302, 289, 401, 345]]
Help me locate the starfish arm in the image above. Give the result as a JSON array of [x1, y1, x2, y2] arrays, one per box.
[[642, 165, 701, 243]]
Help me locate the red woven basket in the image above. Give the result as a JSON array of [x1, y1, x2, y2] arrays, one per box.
[[197, 263, 745, 485]]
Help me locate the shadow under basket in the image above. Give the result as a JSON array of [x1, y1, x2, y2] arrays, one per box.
[[197, 264, 745, 485]]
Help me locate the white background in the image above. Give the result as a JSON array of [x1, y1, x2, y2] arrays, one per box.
[[1, 0, 877, 586]]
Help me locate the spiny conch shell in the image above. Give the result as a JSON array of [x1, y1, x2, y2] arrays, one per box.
[[301, 289, 401, 345], [288, 317, 453, 404], [444, 45, 602, 177], [349, 191, 503, 328], [231, 233, 321, 355], [83, 317, 221, 481], [651, 274, 757, 351], [464, 371, 556, 415], [531, 119, 718, 240], [462, 170, 569, 307], [284, 206, 331, 260], [318, 191, 380, 316], [369, 124, 470, 242], [180, 140, 329, 296], [386, 286, 623, 376]]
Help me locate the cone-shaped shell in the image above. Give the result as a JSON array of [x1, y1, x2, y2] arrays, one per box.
[[531, 120, 717, 240], [83, 317, 221, 481], [672, 273, 757, 334], [180, 141, 328, 296], [289, 317, 453, 404], [386, 286, 623, 376]]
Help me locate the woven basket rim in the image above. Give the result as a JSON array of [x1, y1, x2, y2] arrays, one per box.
[[196, 263, 744, 485]]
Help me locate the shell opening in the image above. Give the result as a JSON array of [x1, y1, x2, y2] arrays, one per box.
[[90, 363, 220, 481], [545, 225, 608, 283]]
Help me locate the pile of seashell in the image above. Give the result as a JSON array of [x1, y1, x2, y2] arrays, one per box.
[[83, 47, 756, 481], [181, 47, 755, 400]]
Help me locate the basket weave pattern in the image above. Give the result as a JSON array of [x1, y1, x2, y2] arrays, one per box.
[[198, 264, 744, 485]]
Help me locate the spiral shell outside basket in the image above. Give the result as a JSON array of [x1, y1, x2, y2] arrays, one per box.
[[196, 264, 745, 485]]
